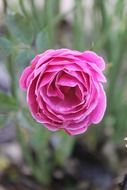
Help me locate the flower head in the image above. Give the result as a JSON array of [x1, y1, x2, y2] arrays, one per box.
[[19, 49, 107, 135]]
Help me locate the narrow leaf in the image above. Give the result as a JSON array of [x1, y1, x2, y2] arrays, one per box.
[[0, 37, 12, 57], [15, 49, 35, 69], [35, 31, 49, 53], [6, 14, 34, 44], [0, 92, 18, 112]]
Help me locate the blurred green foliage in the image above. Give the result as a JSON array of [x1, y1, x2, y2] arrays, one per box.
[[0, 0, 127, 185]]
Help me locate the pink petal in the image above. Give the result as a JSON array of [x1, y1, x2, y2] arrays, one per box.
[[65, 117, 90, 135], [19, 66, 33, 90], [82, 51, 105, 70], [91, 84, 106, 124]]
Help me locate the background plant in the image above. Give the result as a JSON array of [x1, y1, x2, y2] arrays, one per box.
[[0, 0, 127, 185]]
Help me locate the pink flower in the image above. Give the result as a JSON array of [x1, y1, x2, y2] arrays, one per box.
[[19, 49, 107, 135]]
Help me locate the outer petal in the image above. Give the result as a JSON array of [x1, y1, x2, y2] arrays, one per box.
[[19, 66, 33, 90], [82, 50, 105, 70], [65, 117, 90, 135], [65, 127, 88, 135], [91, 84, 106, 124]]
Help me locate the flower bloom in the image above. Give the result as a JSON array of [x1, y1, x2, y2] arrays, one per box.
[[19, 49, 107, 135]]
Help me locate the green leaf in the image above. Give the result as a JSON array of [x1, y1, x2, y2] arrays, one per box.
[[53, 131, 75, 165], [17, 109, 35, 130], [15, 49, 35, 69], [6, 14, 34, 45], [0, 92, 18, 112], [0, 37, 12, 57], [35, 31, 49, 53], [17, 109, 51, 184], [31, 125, 51, 149]]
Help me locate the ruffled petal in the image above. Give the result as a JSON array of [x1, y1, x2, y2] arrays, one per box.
[[19, 66, 33, 90], [82, 50, 105, 70], [91, 84, 107, 124]]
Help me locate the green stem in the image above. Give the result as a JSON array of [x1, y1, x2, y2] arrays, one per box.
[[19, 0, 28, 18], [29, 0, 41, 31], [98, 0, 113, 60], [7, 56, 17, 98], [3, 0, 7, 14], [16, 124, 36, 174], [43, 0, 60, 47], [107, 38, 126, 113], [73, 0, 84, 50]]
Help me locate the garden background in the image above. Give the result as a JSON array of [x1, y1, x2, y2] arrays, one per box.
[[0, 0, 127, 189]]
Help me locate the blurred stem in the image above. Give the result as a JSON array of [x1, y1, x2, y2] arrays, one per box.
[[43, 5, 75, 32], [43, 0, 60, 47], [30, 0, 40, 29], [16, 118, 49, 184], [3, 0, 7, 14], [97, 0, 107, 28], [19, 109, 51, 184], [33, 127, 51, 184], [73, 0, 84, 50], [7, 56, 17, 98], [96, 0, 113, 60], [19, 0, 28, 18], [107, 6, 127, 112], [19, 0, 38, 39], [54, 132, 75, 166], [114, 0, 125, 18], [16, 124, 35, 172], [107, 37, 126, 112]]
